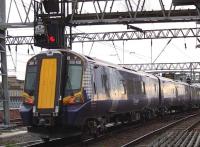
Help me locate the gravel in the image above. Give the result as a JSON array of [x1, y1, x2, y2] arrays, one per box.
[[0, 127, 41, 146], [86, 113, 196, 147]]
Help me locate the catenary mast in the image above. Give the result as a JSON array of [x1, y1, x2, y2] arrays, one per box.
[[0, 0, 10, 126]]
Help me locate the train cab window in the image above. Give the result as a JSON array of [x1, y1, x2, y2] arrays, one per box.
[[64, 65, 83, 94], [63, 63, 83, 105], [24, 65, 37, 95]]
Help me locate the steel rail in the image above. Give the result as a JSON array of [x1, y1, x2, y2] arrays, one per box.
[[184, 118, 200, 132], [15, 140, 43, 147], [20, 134, 82, 147], [121, 113, 199, 147]]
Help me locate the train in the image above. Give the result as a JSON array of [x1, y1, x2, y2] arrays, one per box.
[[20, 49, 200, 139]]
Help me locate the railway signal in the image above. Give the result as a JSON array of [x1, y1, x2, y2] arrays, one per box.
[[46, 23, 65, 49], [34, 1, 65, 49], [34, 22, 65, 49], [42, 0, 59, 13]]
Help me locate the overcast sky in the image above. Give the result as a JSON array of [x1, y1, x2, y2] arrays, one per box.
[[5, 0, 200, 80]]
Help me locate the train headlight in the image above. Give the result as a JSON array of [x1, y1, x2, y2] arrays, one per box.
[[33, 106, 36, 112], [52, 106, 59, 117], [55, 106, 59, 113], [33, 106, 39, 116]]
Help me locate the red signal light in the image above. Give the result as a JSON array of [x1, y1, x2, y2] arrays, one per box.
[[48, 35, 56, 43]]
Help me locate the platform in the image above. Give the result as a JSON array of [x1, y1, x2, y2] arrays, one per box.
[[0, 126, 27, 139]]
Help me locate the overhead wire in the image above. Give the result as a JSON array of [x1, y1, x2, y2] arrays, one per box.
[[171, 42, 196, 62], [112, 41, 122, 63], [153, 38, 173, 63], [72, 28, 151, 62]]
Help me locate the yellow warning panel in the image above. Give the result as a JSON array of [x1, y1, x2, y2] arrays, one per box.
[[38, 58, 57, 109]]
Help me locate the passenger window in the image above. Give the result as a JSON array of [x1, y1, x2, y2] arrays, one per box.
[[120, 80, 126, 94], [127, 80, 134, 95], [93, 82, 96, 94], [101, 74, 107, 89], [142, 82, 146, 94]]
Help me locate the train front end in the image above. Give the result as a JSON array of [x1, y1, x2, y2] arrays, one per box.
[[20, 50, 87, 137]]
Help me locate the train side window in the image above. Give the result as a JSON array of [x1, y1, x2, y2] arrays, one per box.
[[142, 82, 146, 95], [120, 80, 126, 94], [93, 82, 96, 94], [101, 74, 108, 89], [127, 80, 134, 95], [175, 87, 178, 95]]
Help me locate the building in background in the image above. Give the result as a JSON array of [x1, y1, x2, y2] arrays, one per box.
[[8, 76, 24, 97], [0, 76, 24, 110]]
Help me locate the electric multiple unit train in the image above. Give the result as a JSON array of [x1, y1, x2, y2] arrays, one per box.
[[20, 49, 200, 138]]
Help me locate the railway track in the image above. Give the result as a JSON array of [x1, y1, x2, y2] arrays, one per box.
[[15, 140, 43, 147], [68, 111, 200, 147], [13, 111, 200, 147], [13, 119, 142, 147], [121, 112, 200, 147], [17, 135, 82, 147]]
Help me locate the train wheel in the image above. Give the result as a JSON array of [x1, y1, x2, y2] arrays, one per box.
[[98, 118, 107, 134], [82, 123, 91, 140], [89, 120, 100, 137], [82, 119, 100, 138]]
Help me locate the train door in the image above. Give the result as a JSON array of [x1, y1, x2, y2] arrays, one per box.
[[34, 53, 62, 119], [93, 65, 110, 114], [156, 76, 164, 108]]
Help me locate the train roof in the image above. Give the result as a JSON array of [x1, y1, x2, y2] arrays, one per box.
[[154, 75, 174, 82], [175, 80, 189, 86], [191, 83, 200, 88], [31, 49, 161, 80], [156, 76, 189, 85], [33, 49, 191, 83], [55, 49, 159, 79]]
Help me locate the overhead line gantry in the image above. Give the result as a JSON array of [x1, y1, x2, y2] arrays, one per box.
[[5, 27, 200, 45]]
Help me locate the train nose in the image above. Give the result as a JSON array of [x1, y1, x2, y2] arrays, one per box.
[[34, 58, 60, 117]]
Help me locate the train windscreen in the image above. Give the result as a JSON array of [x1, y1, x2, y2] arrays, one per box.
[[64, 65, 82, 94], [66, 65, 82, 90], [24, 65, 37, 95], [63, 59, 84, 105]]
